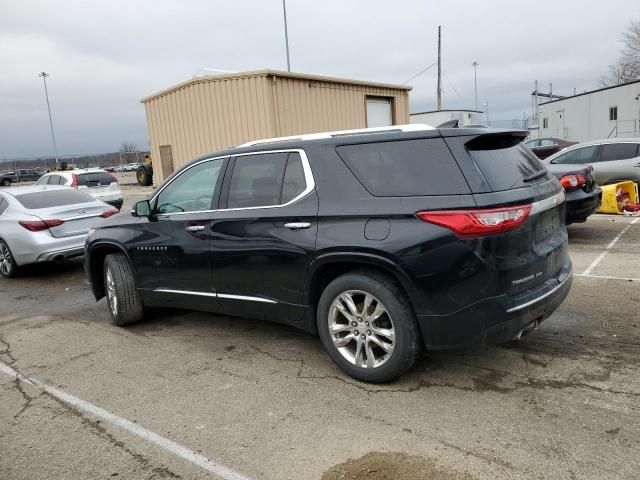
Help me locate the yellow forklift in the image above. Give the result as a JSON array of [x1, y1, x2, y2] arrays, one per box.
[[136, 154, 153, 186]]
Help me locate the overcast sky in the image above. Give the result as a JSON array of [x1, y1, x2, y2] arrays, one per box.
[[1, 0, 638, 158]]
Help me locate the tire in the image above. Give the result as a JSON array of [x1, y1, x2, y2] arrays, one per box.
[[1, 179, 11, 187], [317, 270, 422, 383], [136, 166, 152, 186], [0, 240, 19, 278], [103, 253, 144, 326]]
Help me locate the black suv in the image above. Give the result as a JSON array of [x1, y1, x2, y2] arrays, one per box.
[[85, 126, 572, 382]]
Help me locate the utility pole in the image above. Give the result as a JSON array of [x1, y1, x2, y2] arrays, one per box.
[[472, 61, 479, 110], [437, 25, 442, 110], [38, 72, 58, 165], [282, 0, 291, 71]]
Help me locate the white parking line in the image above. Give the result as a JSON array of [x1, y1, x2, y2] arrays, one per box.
[[582, 218, 639, 276], [0, 361, 251, 480], [575, 273, 640, 282]]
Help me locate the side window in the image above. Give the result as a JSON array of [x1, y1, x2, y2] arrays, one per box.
[[551, 146, 597, 165], [35, 176, 49, 186], [155, 158, 224, 214], [599, 143, 639, 162], [281, 153, 307, 204], [0, 196, 8, 215], [227, 153, 288, 209], [525, 140, 538, 148]]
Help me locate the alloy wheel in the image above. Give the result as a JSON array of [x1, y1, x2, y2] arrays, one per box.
[[105, 266, 118, 315], [0, 242, 13, 276], [328, 290, 396, 369]]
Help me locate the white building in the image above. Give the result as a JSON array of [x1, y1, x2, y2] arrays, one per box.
[[538, 80, 640, 142], [410, 109, 484, 127]]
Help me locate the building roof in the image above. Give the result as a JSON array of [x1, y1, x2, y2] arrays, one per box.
[[410, 109, 483, 115], [141, 69, 413, 103], [540, 79, 640, 106]]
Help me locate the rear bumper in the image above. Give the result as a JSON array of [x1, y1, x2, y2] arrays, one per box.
[[12, 232, 87, 266], [565, 187, 602, 224], [417, 264, 573, 349]]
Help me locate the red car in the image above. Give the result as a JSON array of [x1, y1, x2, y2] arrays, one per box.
[[525, 138, 577, 159]]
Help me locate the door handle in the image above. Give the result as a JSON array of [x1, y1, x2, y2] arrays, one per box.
[[185, 225, 205, 232], [284, 222, 311, 230]]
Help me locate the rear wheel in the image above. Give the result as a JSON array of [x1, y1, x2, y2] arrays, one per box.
[[1, 179, 10, 187], [0, 240, 18, 278], [317, 271, 422, 383], [103, 253, 144, 326]]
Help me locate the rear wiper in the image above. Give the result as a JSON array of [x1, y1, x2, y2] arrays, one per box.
[[523, 170, 547, 182]]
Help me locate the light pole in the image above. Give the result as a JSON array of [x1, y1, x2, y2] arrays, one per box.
[[472, 61, 479, 110], [483, 101, 490, 126], [282, 0, 291, 71], [38, 72, 59, 165]]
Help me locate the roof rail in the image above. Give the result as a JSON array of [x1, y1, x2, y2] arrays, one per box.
[[238, 124, 434, 147]]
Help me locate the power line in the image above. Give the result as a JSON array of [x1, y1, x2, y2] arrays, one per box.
[[443, 72, 463, 101], [402, 62, 437, 85]]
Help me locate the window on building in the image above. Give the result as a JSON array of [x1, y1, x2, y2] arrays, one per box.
[[609, 106, 618, 121], [542, 117, 548, 128]]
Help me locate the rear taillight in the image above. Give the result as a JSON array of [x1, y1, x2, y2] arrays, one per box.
[[100, 209, 119, 218], [19, 219, 65, 232], [71, 173, 79, 189], [417, 205, 532, 239], [560, 174, 586, 190]]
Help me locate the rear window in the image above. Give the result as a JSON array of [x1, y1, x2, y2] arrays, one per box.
[[336, 139, 470, 196], [14, 190, 94, 209], [77, 172, 116, 186], [466, 135, 546, 191]]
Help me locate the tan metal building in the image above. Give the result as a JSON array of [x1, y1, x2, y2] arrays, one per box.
[[141, 70, 411, 183]]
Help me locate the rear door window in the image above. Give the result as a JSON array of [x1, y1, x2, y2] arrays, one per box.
[[14, 190, 94, 209], [336, 139, 470, 196], [465, 135, 547, 191], [550, 146, 597, 165], [227, 153, 288, 208], [598, 143, 639, 162]]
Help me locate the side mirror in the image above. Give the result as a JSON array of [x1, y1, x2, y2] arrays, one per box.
[[132, 200, 151, 217]]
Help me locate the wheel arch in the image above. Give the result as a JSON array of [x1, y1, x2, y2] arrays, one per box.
[[87, 241, 131, 300], [303, 252, 419, 334]]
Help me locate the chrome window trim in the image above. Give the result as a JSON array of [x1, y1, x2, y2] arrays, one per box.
[[507, 268, 572, 313], [530, 190, 565, 216], [152, 149, 315, 218], [152, 289, 277, 304]]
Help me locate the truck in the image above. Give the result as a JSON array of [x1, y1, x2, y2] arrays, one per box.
[[0, 171, 18, 187], [135, 154, 153, 186]]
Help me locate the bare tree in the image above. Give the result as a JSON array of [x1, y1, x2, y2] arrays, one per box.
[[600, 21, 640, 86], [119, 142, 138, 153]]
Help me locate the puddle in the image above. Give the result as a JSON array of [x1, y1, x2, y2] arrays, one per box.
[[322, 452, 472, 480]]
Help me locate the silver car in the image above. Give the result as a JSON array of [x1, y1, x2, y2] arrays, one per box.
[[544, 138, 640, 185], [0, 186, 117, 278]]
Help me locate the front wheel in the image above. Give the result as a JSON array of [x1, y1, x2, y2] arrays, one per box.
[[1, 179, 10, 187], [103, 253, 144, 326], [317, 271, 422, 383]]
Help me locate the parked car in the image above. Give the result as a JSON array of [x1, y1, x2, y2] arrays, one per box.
[[0, 186, 117, 277], [85, 125, 572, 383], [16, 168, 45, 182], [544, 138, 640, 186], [0, 171, 17, 187], [544, 164, 602, 224], [36, 169, 123, 209], [525, 138, 577, 159], [120, 163, 142, 172]]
